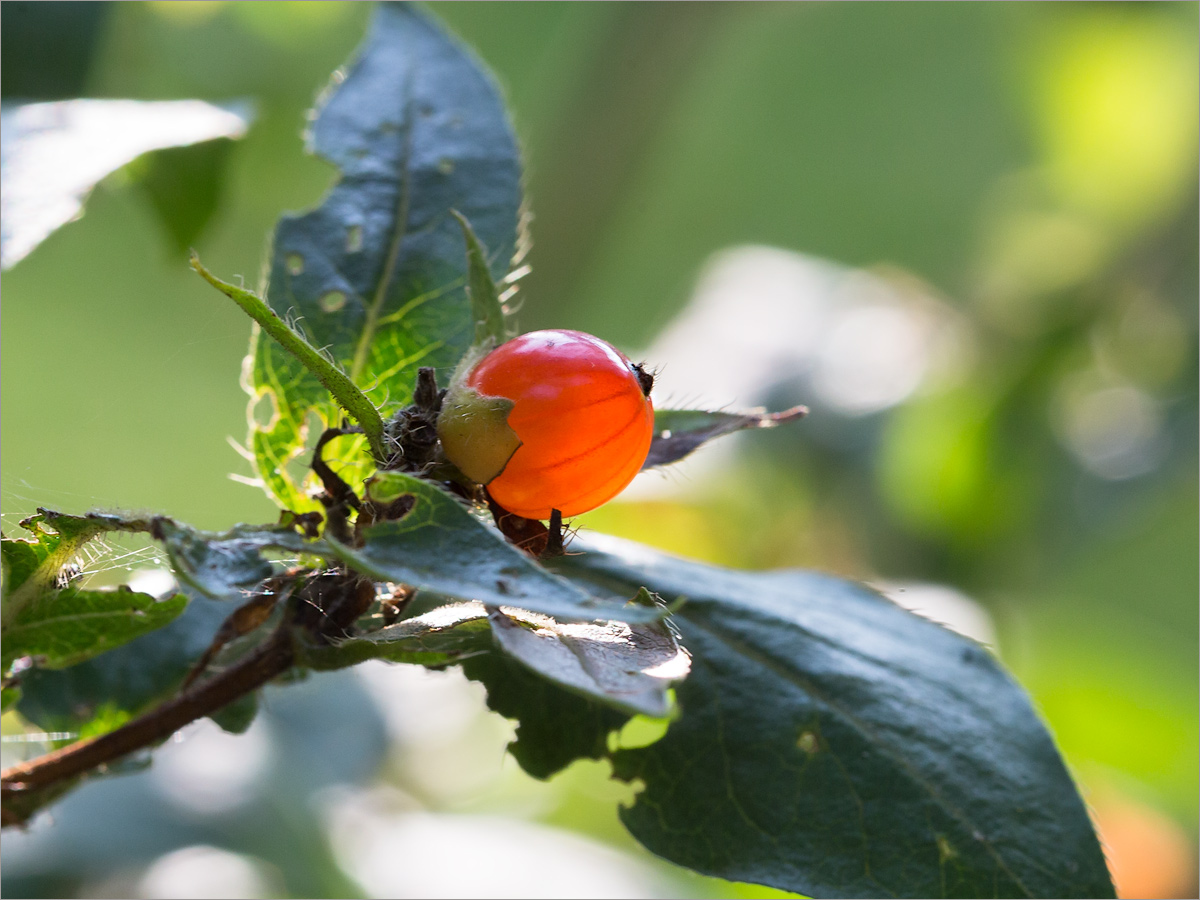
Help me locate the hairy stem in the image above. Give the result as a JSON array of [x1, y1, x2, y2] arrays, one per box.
[[190, 253, 387, 462]]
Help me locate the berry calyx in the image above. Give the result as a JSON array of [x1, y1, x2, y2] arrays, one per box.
[[437, 329, 654, 520]]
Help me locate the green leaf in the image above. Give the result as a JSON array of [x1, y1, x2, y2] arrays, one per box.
[[553, 535, 1114, 899], [2, 509, 155, 633], [643, 406, 808, 470], [487, 593, 689, 717], [326, 472, 664, 625], [1, 684, 21, 712], [248, 3, 522, 510], [298, 599, 493, 670], [462, 649, 630, 780], [152, 517, 334, 601], [16, 590, 230, 736], [451, 209, 509, 345], [133, 137, 238, 256], [2, 586, 187, 673], [209, 692, 259, 735]]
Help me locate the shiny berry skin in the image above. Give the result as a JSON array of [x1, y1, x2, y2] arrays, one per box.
[[465, 329, 654, 520]]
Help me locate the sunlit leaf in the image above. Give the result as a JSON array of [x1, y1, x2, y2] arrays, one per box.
[[2, 587, 186, 674], [1, 509, 157, 635], [248, 2, 521, 510], [487, 593, 689, 718], [0, 99, 251, 269], [298, 599, 493, 670], [16, 589, 230, 737]]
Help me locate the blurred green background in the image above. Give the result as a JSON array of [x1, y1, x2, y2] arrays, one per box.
[[2, 2, 1196, 898]]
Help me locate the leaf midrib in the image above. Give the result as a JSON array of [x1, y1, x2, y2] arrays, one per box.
[[350, 89, 415, 383]]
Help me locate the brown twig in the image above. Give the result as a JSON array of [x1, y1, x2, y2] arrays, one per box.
[[1, 623, 295, 826], [0, 569, 374, 827]]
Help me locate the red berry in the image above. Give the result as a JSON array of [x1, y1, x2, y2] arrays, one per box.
[[451, 329, 654, 520]]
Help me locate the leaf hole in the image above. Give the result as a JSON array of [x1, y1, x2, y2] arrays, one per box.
[[319, 290, 347, 313], [346, 225, 363, 253], [285, 253, 305, 275], [609, 714, 671, 752], [250, 389, 280, 431]]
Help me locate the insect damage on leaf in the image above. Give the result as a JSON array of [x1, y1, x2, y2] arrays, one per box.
[[240, 3, 522, 512]]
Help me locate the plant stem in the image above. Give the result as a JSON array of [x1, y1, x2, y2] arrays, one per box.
[[189, 253, 387, 462], [1, 568, 375, 827], [0, 620, 294, 827]]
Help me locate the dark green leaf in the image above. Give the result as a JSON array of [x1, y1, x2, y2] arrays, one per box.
[[1, 2, 109, 100], [2, 587, 186, 673], [250, 2, 521, 510], [462, 649, 629, 780], [487, 593, 689, 717], [133, 137, 237, 255], [643, 406, 808, 470], [209, 692, 259, 735], [152, 517, 333, 601], [553, 535, 1113, 899], [1, 684, 20, 712], [326, 472, 663, 624]]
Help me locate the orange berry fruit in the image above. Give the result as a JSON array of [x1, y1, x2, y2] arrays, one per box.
[[442, 329, 654, 520]]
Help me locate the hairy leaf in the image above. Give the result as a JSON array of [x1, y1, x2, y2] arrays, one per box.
[[452, 209, 508, 346], [643, 407, 808, 470], [152, 518, 333, 601], [2, 586, 186, 674], [326, 473, 663, 625], [551, 535, 1113, 899], [248, 2, 521, 510], [1, 509, 156, 633]]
